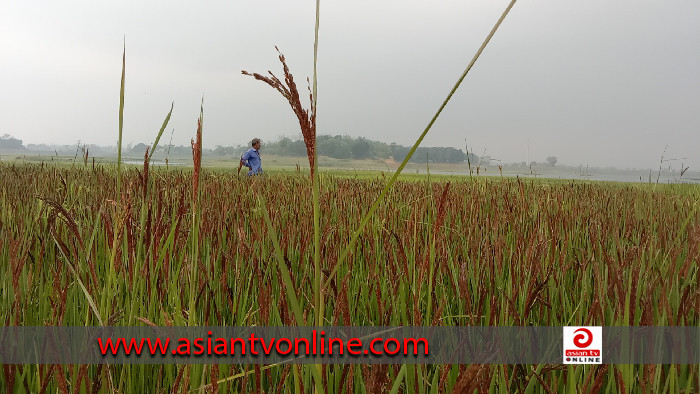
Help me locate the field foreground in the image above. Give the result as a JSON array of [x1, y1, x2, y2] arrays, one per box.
[[1, 163, 698, 392]]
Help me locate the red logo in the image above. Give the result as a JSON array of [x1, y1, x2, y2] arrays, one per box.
[[564, 327, 602, 364], [573, 328, 593, 348]]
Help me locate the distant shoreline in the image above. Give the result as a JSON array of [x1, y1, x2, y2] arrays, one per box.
[[3, 153, 698, 185]]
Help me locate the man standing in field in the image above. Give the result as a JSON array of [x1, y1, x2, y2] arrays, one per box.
[[238, 138, 263, 176]]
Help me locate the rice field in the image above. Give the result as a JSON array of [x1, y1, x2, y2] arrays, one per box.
[[1, 161, 698, 392], [2, 1, 699, 392]]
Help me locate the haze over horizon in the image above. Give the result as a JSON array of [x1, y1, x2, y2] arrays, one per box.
[[1, 1, 698, 170]]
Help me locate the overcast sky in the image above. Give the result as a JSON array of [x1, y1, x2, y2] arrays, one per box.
[[1, 1, 698, 169]]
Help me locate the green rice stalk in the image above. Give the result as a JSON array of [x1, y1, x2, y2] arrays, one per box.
[[311, 1, 324, 392], [101, 41, 126, 321], [188, 98, 204, 326], [389, 365, 407, 394], [50, 234, 103, 326], [127, 103, 174, 326], [257, 193, 325, 393], [149, 102, 174, 162], [117, 40, 125, 196]]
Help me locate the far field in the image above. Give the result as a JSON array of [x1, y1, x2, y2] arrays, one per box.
[[3, 152, 699, 184]]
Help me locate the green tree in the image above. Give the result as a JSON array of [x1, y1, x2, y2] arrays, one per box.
[[0, 134, 23, 150], [335, 143, 352, 159], [213, 145, 227, 156], [351, 138, 371, 159], [132, 142, 148, 154]]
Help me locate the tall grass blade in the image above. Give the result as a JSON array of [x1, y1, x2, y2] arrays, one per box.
[[257, 193, 325, 393], [149, 102, 174, 162], [389, 365, 407, 394], [102, 40, 126, 322], [188, 97, 204, 326], [311, 2, 324, 392], [117, 39, 125, 196], [324, 0, 519, 289]]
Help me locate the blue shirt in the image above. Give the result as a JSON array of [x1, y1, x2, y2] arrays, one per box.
[[241, 148, 262, 176]]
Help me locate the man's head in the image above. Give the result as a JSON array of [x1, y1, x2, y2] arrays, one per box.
[[251, 138, 261, 150]]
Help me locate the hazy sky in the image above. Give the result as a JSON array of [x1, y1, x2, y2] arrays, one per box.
[[1, 1, 698, 169]]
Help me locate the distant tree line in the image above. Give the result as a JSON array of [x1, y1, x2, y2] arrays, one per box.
[[390, 144, 474, 164], [1, 132, 477, 164], [237, 135, 474, 164], [261, 135, 388, 160]]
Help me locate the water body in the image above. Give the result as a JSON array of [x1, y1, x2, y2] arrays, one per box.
[[119, 159, 698, 184], [400, 168, 700, 184]]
